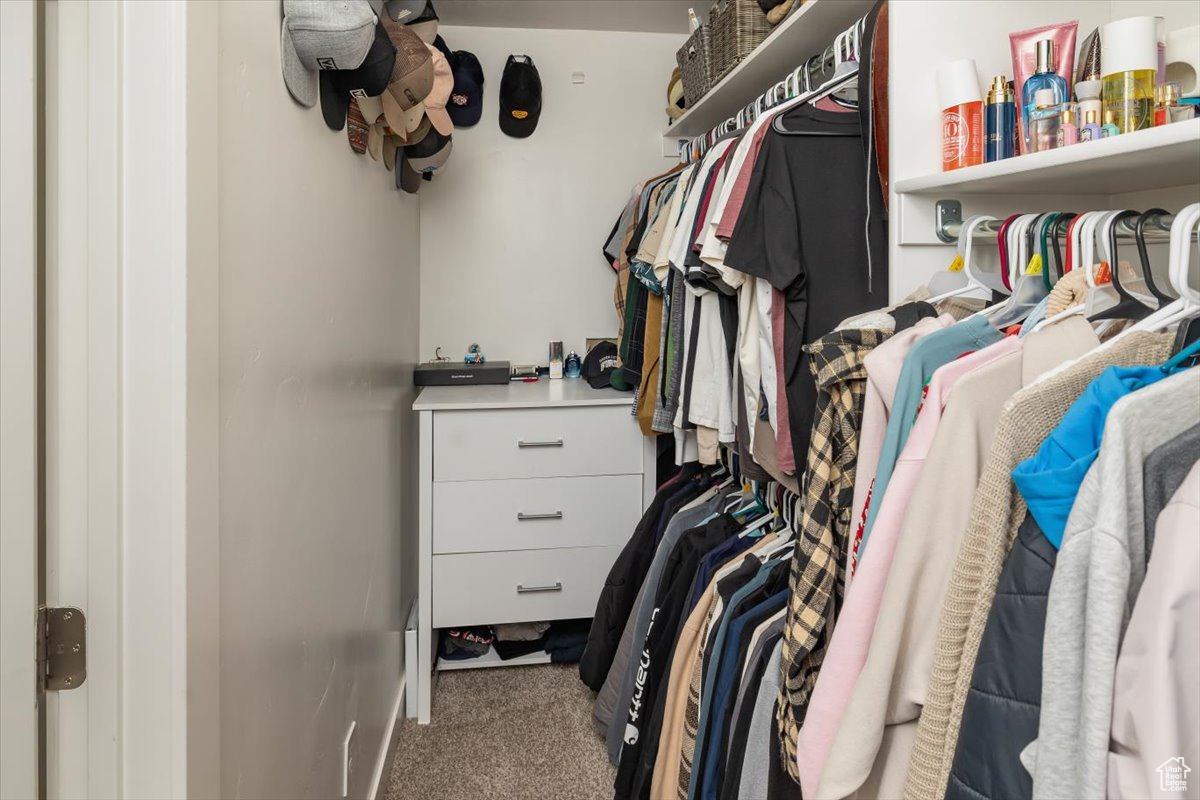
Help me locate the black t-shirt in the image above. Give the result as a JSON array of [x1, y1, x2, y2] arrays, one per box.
[[724, 103, 886, 462]]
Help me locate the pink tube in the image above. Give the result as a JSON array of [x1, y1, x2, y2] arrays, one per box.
[[1010, 20, 1078, 152]]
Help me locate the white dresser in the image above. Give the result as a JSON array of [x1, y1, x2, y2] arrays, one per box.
[[411, 379, 654, 723]]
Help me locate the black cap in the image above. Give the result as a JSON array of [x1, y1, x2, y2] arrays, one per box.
[[499, 55, 541, 138], [583, 341, 619, 390], [448, 50, 484, 127], [319, 23, 396, 132]]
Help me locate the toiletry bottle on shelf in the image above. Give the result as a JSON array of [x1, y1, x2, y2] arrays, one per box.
[[937, 59, 983, 171], [1101, 16, 1157, 133], [1155, 81, 1190, 124], [1030, 90, 1064, 152], [985, 75, 1016, 161], [1021, 40, 1070, 154], [1080, 109, 1103, 141], [1102, 109, 1121, 137], [1057, 105, 1079, 146], [1075, 77, 1103, 125]]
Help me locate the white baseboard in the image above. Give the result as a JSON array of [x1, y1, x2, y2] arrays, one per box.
[[366, 675, 406, 800]]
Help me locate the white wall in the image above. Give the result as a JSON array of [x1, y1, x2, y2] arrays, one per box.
[[419, 25, 684, 365], [218, 2, 419, 798]]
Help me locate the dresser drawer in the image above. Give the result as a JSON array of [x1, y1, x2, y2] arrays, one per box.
[[432, 405, 642, 481], [433, 475, 642, 554], [431, 546, 619, 628]]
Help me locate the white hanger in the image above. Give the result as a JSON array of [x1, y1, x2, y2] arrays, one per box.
[[928, 214, 1000, 304], [1129, 202, 1200, 332]]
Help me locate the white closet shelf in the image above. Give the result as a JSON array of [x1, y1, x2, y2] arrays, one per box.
[[894, 118, 1200, 196], [663, 0, 874, 138]]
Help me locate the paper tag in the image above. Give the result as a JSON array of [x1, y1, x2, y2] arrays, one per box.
[[948, 254, 964, 273], [1025, 254, 1043, 275]]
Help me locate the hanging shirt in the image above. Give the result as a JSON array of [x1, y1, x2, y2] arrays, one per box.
[[724, 103, 886, 466]]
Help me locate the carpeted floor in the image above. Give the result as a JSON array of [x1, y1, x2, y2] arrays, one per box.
[[383, 663, 614, 800]]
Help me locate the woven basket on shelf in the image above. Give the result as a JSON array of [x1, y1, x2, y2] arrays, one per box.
[[675, 23, 714, 108], [709, 0, 771, 83]]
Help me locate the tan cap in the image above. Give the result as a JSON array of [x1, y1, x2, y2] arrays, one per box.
[[367, 116, 431, 162], [423, 43, 455, 136], [380, 18, 433, 134]]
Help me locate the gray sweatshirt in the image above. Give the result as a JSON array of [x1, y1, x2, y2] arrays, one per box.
[[1030, 368, 1200, 799]]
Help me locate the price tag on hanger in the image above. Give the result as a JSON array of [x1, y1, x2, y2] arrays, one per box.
[[1025, 254, 1043, 275], [948, 254, 965, 272]]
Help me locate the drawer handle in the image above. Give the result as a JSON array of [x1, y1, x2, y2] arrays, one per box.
[[517, 582, 563, 594], [517, 439, 564, 448], [517, 511, 563, 521]]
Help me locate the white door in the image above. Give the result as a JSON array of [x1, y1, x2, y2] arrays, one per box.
[[0, 2, 42, 798]]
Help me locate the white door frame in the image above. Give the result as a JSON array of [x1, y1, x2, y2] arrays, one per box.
[[38, 1, 220, 797], [0, 2, 41, 798]]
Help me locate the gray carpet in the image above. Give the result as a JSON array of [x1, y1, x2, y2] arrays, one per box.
[[383, 664, 614, 800]]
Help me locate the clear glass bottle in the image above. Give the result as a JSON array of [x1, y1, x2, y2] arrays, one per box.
[[1021, 40, 1069, 153], [1030, 92, 1064, 152]]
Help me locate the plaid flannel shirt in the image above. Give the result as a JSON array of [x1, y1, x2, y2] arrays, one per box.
[[776, 327, 890, 780]]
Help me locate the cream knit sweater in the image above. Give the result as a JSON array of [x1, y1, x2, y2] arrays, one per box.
[[902, 330, 1175, 800]]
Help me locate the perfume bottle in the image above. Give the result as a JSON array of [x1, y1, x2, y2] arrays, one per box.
[[1021, 40, 1070, 154], [985, 75, 1016, 161], [1080, 109, 1103, 141], [1030, 90, 1064, 152], [1155, 81, 1191, 124], [1102, 109, 1121, 137], [1057, 105, 1079, 146], [1101, 16, 1158, 133]]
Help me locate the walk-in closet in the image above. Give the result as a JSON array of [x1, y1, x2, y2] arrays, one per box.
[[3, 0, 1199, 799]]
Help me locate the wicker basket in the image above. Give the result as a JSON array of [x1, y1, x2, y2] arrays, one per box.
[[709, 0, 771, 82], [675, 24, 714, 108]]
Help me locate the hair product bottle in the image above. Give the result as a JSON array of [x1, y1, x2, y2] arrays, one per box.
[[937, 59, 983, 171]]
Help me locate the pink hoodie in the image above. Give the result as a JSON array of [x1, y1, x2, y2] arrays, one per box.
[[796, 335, 1023, 798]]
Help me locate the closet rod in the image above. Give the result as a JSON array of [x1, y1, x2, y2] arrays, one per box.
[[939, 212, 1198, 243]]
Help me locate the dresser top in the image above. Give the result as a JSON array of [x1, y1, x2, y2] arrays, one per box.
[[413, 378, 635, 411]]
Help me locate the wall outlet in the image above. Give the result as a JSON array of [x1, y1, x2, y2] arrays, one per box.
[[341, 720, 357, 798]]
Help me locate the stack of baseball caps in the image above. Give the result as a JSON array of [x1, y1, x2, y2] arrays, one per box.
[[280, 0, 457, 193]]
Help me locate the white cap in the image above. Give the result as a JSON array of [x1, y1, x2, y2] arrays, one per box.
[[936, 59, 982, 110], [1101, 16, 1159, 76], [1074, 78, 1102, 100]]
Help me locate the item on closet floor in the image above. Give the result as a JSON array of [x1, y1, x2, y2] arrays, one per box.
[[985, 74, 1016, 162], [1101, 16, 1158, 134], [440, 626, 494, 660], [379, 21, 435, 136], [280, 0, 376, 108], [499, 55, 542, 138], [583, 341, 620, 390], [492, 636, 548, 660], [936, 59, 983, 170], [494, 621, 550, 641], [318, 22, 396, 131], [544, 618, 591, 663], [549, 341, 564, 380], [346, 97, 370, 154], [448, 50, 485, 127], [413, 359, 511, 386]]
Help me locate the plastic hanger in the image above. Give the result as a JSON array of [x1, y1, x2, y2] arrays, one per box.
[[1161, 337, 1200, 374], [1036, 212, 1063, 291], [1126, 202, 1200, 333], [1135, 208, 1174, 308], [984, 214, 1046, 327], [1049, 213, 1076, 284], [928, 215, 1000, 304], [1089, 209, 1156, 322]]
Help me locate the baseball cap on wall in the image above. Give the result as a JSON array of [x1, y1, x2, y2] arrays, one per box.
[[583, 341, 620, 389], [318, 22, 396, 131], [281, 0, 377, 107], [379, 20, 434, 134], [346, 97, 370, 153], [423, 43, 455, 136], [447, 50, 484, 127], [499, 55, 541, 138], [409, 19, 438, 44], [381, 0, 426, 23]]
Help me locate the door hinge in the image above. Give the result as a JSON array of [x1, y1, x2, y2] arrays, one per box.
[[37, 606, 87, 691]]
